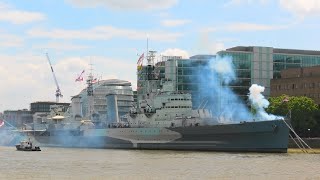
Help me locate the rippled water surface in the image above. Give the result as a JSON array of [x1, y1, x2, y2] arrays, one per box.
[[0, 146, 319, 179]]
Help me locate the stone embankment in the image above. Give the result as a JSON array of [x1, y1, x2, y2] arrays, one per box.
[[288, 138, 320, 148]]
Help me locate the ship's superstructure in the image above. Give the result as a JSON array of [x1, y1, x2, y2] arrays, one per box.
[[127, 81, 213, 128]]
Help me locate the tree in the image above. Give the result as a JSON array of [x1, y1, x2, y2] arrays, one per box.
[[266, 95, 319, 137]]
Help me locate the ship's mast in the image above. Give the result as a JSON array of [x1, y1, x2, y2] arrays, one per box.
[[86, 61, 94, 118], [87, 63, 94, 96], [145, 35, 157, 94]]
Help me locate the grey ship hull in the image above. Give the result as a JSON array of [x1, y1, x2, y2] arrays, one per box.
[[30, 120, 289, 153]]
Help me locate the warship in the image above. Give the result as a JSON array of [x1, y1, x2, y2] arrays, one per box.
[[20, 52, 290, 153]]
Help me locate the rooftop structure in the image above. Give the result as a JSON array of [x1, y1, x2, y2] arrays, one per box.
[[30, 101, 70, 113], [76, 79, 134, 122]]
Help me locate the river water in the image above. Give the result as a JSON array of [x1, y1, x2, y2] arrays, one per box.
[[0, 146, 319, 180]]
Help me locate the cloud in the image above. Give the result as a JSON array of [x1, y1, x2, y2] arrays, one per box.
[[199, 27, 217, 33], [224, 22, 287, 31], [65, 0, 178, 11], [156, 12, 171, 18], [161, 19, 191, 27], [27, 26, 183, 42], [208, 42, 225, 54], [161, 48, 190, 58], [196, 30, 225, 54], [0, 53, 137, 112], [196, 22, 286, 54], [32, 41, 90, 51], [225, 0, 320, 19], [201, 22, 288, 34], [279, 0, 320, 18], [0, 34, 24, 47], [224, 0, 268, 6], [0, 2, 46, 24]]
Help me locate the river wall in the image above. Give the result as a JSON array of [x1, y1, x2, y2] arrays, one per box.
[[289, 138, 320, 148]]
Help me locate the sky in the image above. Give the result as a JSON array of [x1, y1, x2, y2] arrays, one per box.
[[1, 0, 320, 112]]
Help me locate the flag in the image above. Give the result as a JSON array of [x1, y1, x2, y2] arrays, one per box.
[[75, 77, 83, 82], [75, 70, 85, 82], [0, 119, 4, 127], [137, 53, 144, 65], [137, 53, 144, 70]]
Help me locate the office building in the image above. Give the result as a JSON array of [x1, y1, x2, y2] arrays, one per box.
[[271, 65, 320, 105]]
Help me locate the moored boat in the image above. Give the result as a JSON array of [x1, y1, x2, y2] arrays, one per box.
[[16, 139, 41, 151]]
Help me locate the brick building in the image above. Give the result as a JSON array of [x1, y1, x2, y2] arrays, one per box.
[[270, 65, 320, 105]]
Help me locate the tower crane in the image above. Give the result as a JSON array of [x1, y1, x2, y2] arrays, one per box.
[[45, 53, 63, 103]]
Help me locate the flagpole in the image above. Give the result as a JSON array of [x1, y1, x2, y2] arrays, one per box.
[[146, 34, 150, 94], [146, 34, 149, 65]]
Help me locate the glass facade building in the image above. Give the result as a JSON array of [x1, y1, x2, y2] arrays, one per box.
[[137, 47, 320, 108], [78, 79, 134, 121], [218, 46, 320, 97]]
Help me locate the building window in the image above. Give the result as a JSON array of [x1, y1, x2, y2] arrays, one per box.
[[310, 83, 315, 88]]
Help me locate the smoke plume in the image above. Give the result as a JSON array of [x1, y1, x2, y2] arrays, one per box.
[[195, 55, 281, 123], [249, 84, 283, 120]]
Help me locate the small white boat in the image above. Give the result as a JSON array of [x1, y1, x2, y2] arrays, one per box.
[[16, 139, 41, 151]]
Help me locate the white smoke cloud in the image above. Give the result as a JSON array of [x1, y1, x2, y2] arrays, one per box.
[[210, 56, 235, 84], [248, 84, 269, 108], [249, 84, 283, 120]]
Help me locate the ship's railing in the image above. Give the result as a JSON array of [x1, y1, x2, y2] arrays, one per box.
[[107, 122, 130, 128]]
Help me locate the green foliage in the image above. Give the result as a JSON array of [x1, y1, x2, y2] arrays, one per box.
[[267, 95, 319, 137]]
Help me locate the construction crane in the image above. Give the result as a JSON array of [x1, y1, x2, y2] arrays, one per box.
[[45, 53, 63, 103]]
